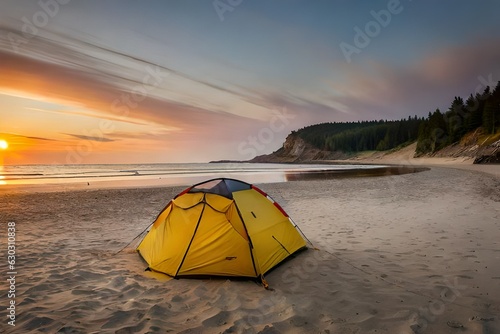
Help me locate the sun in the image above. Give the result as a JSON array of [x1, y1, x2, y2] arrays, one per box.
[[0, 140, 8, 150]]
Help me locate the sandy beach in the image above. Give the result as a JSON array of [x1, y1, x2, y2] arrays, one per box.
[[1, 165, 499, 333]]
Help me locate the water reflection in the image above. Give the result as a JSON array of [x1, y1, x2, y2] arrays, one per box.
[[0, 164, 5, 185], [0, 164, 430, 191], [285, 165, 429, 181]]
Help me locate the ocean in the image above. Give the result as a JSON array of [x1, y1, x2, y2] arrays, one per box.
[[0, 162, 388, 191]]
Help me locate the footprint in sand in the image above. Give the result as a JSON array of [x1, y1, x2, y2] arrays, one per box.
[[171, 295, 183, 302], [428, 274, 442, 278], [201, 310, 230, 327], [455, 274, 474, 279], [463, 254, 477, 258], [24, 317, 55, 331]]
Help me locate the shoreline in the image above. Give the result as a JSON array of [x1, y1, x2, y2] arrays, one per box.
[[1, 158, 497, 195], [0, 163, 417, 194]]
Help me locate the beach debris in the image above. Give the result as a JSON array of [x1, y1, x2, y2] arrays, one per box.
[[469, 315, 495, 322], [446, 320, 464, 328]]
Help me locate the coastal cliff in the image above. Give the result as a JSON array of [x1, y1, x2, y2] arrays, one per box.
[[250, 130, 500, 164], [249, 133, 349, 163]]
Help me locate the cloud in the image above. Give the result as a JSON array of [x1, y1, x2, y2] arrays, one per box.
[[0, 47, 260, 136], [64, 133, 115, 142], [24, 107, 153, 127], [259, 92, 353, 126], [0, 25, 273, 120], [0, 132, 56, 142], [330, 37, 500, 119], [0, 27, 277, 162]]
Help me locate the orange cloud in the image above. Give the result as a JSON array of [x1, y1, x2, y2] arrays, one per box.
[[329, 37, 500, 119]]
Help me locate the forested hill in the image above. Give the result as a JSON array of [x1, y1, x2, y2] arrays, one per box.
[[253, 81, 500, 163], [294, 117, 422, 153]]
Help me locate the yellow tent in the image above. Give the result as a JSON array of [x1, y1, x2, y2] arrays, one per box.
[[137, 178, 307, 285]]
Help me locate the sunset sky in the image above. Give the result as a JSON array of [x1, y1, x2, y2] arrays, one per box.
[[1, 0, 500, 164]]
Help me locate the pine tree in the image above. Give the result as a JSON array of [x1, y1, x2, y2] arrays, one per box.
[[445, 96, 466, 144], [491, 81, 500, 132], [465, 94, 482, 131], [416, 119, 432, 154], [483, 100, 496, 134], [427, 109, 447, 151]]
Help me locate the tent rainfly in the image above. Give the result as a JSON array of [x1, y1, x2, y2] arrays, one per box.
[[136, 178, 308, 287]]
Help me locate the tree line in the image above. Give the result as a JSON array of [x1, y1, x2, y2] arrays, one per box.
[[293, 81, 500, 154], [415, 81, 500, 154]]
